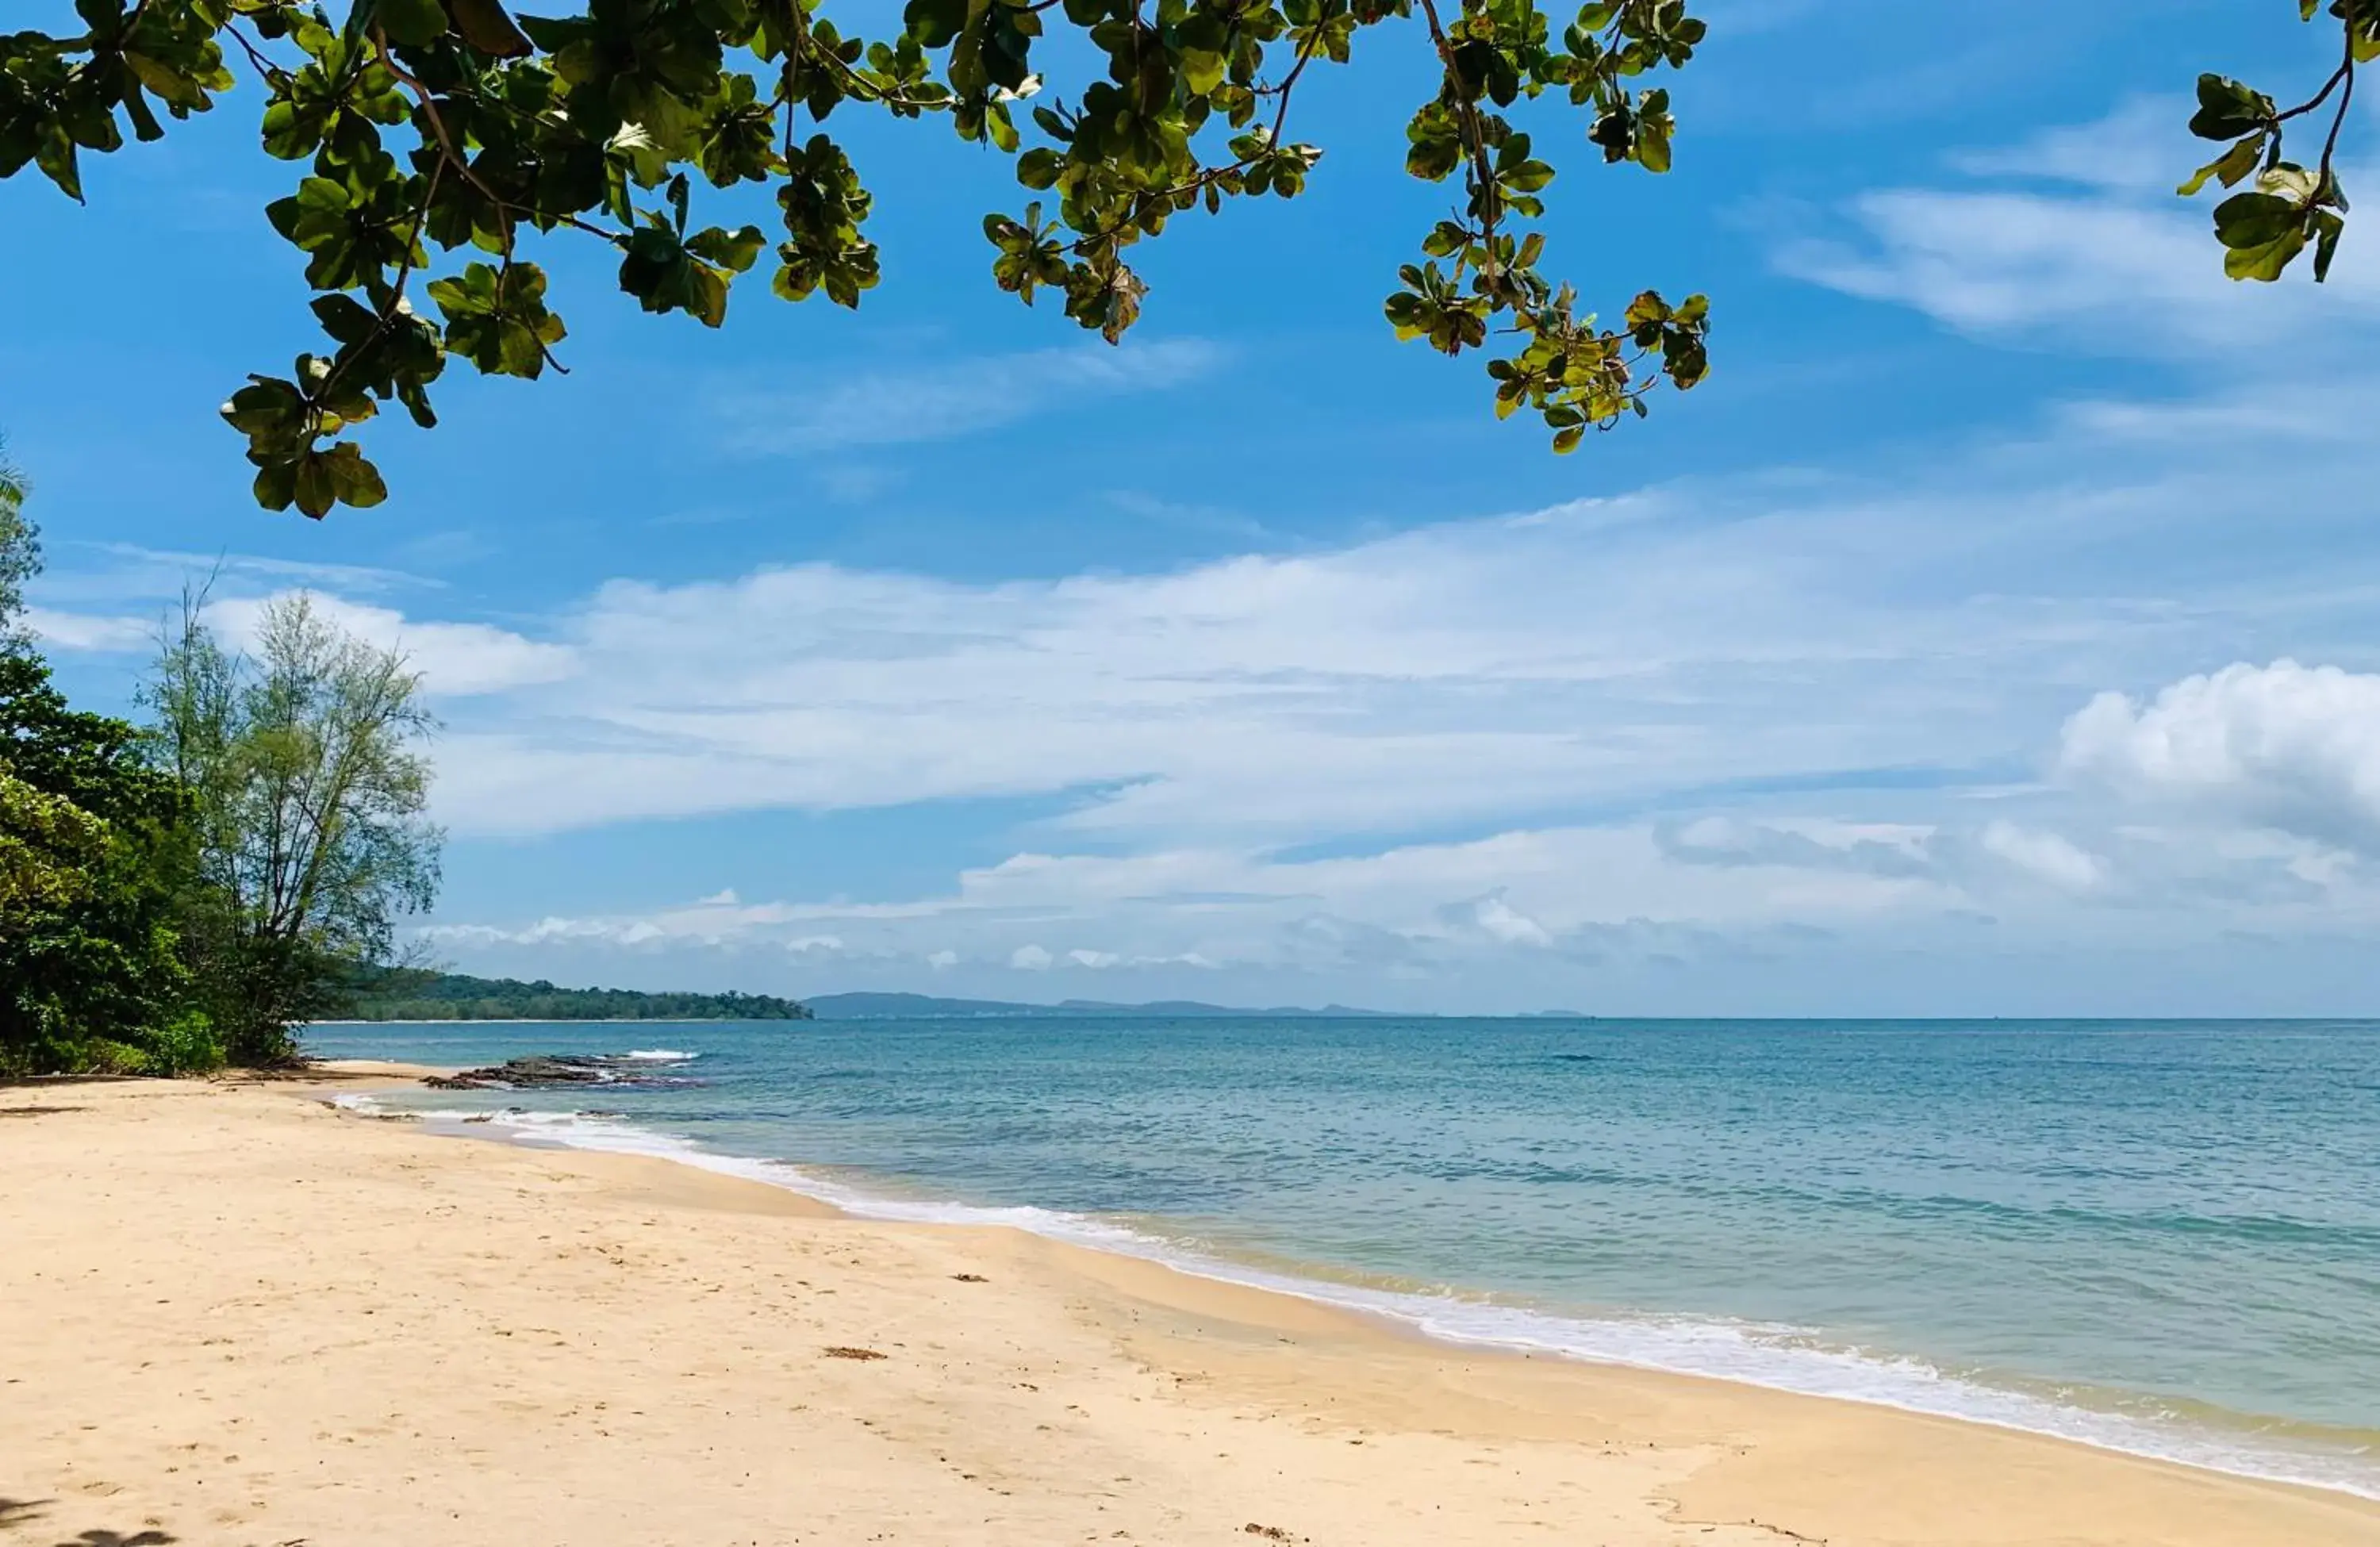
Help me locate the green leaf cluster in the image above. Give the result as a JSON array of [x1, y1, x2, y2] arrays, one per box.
[[0, 0, 234, 200], [4, 0, 1716, 505], [1378, 1, 1710, 443], [2178, 2, 2380, 285], [12, 1, 2375, 489], [0, 760, 109, 920]]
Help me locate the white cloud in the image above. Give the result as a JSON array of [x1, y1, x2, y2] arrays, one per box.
[[140, 361, 2359, 866], [1659, 816, 1937, 878], [1775, 102, 2380, 351], [204, 591, 578, 698], [1775, 190, 2331, 349], [413, 520, 1828, 834], [716, 340, 1223, 454], [1468, 892, 1553, 947], [33, 543, 430, 609], [2060, 660, 2380, 850], [1979, 820, 2105, 892], [411, 793, 2380, 1013], [25, 585, 578, 695], [131, 274, 2380, 1009], [409, 820, 2088, 978], [25, 607, 150, 653], [1950, 96, 2186, 194]]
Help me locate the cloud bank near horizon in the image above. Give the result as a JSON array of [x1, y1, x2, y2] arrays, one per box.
[[27, 101, 2380, 1013], [34, 422, 2380, 1009]]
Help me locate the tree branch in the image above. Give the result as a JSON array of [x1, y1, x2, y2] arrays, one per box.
[[1415, 0, 1503, 282], [2315, 24, 2359, 190], [224, 21, 293, 89], [320, 157, 442, 400], [373, 31, 518, 251]]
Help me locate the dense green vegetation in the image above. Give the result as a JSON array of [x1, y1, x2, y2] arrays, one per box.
[[344, 968, 811, 1021], [0, 639, 195, 1075], [2, 456, 795, 1073], [0, 463, 442, 1078]]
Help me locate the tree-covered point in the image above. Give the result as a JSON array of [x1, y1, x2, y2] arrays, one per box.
[[340, 967, 813, 1020]]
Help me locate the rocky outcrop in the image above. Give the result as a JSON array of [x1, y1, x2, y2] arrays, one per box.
[[424, 1055, 652, 1090]]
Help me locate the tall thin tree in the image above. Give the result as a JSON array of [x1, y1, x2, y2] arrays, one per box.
[[146, 591, 443, 1062]]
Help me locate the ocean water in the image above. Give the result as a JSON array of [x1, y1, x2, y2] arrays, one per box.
[[308, 1016, 2380, 1497]]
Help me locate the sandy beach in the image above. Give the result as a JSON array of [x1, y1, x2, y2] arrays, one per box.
[[4, 1071, 2377, 1547]]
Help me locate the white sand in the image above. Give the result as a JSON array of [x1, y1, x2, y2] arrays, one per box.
[[3, 1071, 2375, 1546]]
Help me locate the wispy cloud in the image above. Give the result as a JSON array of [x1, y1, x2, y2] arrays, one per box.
[[71, 542, 433, 597], [25, 607, 151, 653], [1774, 190, 2318, 349], [302, 343, 2380, 1010], [1774, 102, 2380, 351], [152, 359, 2354, 854], [409, 791, 2380, 1014], [31, 580, 577, 699], [205, 592, 579, 699], [1948, 94, 2186, 193], [715, 339, 1224, 455]]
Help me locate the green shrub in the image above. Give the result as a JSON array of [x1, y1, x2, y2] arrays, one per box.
[[75, 1038, 150, 1075], [142, 1009, 225, 1077]]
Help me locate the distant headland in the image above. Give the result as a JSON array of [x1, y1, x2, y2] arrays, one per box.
[[339, 969, 812, 1023], [333, 972, 1418, 1023], [802, 992, 1400, 1020]]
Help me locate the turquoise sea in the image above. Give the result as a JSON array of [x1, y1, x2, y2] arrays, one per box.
[[309, 1016, 2380, 1497]]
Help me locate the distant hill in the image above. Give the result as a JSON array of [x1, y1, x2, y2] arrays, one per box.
[[804, 992, 1397, 1019], [340, 969, 812, 1022]]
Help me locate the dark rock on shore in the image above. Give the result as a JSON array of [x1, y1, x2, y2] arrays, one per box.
[[424, 1055, 651, 1091]]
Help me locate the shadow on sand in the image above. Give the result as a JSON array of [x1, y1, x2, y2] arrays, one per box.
[[1, 1495, 177, 1546]]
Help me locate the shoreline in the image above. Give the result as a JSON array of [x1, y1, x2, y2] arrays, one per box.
[[305, 1017, 803, 1025], [324, 1065, 2380, 1505], [334, 1064, 2380, 1501], [6, 1073, 2378, 1545]]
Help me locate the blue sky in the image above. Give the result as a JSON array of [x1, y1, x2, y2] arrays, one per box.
[[10, 1, 2380, 1013]]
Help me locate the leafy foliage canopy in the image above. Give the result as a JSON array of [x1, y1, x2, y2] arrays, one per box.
[[2182, 2, 2379, 282], [5, 0, 1712, 513], [0, 2, 2367, 516]]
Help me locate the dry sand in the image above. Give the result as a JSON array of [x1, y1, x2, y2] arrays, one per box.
[[3, 1069, 2377, 1547]]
